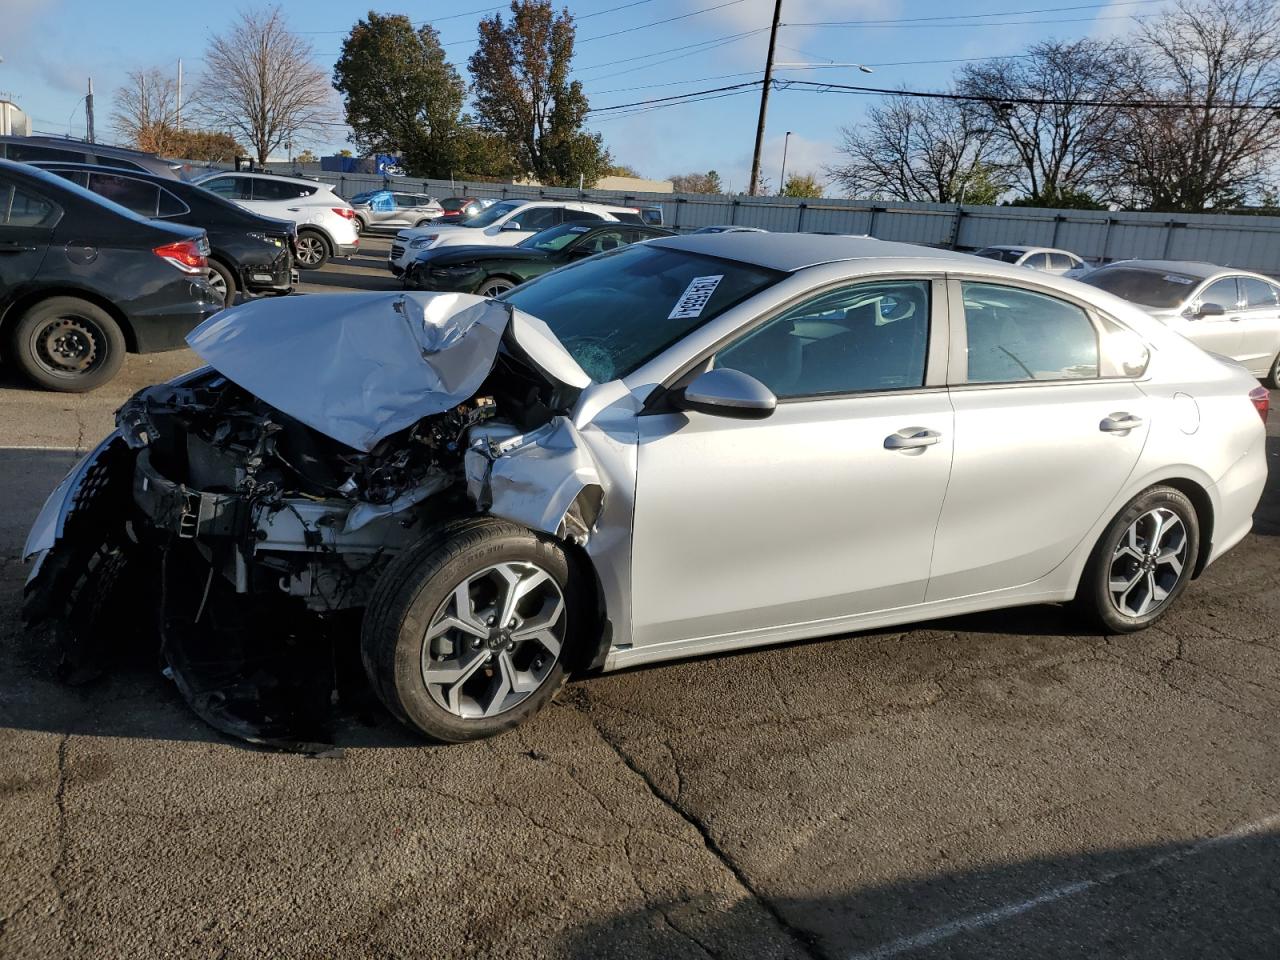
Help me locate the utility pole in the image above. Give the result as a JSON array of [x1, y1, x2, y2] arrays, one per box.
[[85, 77, 95, 143], [176, 59, 183, 129], [748, 0, 784, 196]]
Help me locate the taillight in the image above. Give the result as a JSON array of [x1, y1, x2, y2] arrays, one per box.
[[332, 207, 355, 219], [153, 240, 207, 274], [1249, 385, 1270, 422]]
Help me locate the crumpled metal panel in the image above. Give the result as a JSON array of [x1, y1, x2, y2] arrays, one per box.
[[466, 418, 605, 543], [186, 291, 586, 453]]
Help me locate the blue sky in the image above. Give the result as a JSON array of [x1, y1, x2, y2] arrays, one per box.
[[2, 0, 1164, 192]]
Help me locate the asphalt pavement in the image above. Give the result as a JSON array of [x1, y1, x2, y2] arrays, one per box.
[[1, 238, 1278, 959]]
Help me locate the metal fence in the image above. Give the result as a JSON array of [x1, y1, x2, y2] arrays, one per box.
[[307, 170, 1280, 275]]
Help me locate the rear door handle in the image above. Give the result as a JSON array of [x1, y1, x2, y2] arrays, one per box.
[[1100, 413, 1144, 433], [885, 427, 942, 450], [0, 240, 34, 253]]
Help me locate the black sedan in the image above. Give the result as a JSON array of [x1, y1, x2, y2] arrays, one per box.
[[35, 162, 295, 308], [403, 221, 674, 296], [0, 159, 221, 391]]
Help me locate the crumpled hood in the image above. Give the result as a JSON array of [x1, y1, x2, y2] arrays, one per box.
[[185, 291, 589, 453]]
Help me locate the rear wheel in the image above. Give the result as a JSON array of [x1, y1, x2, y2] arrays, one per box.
[[205, 260, 236, 308], [477, 277, 516, 298], [10, 297, 126, 392], [1265, 350, 1280, 389], [295, 229, 330, 269], [1075, 485, 1199, 633], [361, 518, 582, 742], [353, 216, 366, 236]]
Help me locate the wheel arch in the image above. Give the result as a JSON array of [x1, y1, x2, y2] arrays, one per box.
[[1160, 476, 1215, 578], [474, 273, 522, 294], [296, 224, 334, 254], [0, 286, 139, 354]]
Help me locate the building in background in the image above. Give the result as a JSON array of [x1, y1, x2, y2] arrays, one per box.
[[0, 100, 31, 137]]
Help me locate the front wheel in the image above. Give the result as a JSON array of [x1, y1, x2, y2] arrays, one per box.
[[1265, 350, 1280, 389], [1075, 485, 1199, 633], [361, 518, 583, 742], [294, 230, 330, 269], [10, 297, 127, 392], [477, 277, 516, 298]]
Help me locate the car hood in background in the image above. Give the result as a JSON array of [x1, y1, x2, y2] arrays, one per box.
[[185, 292, 590, 452], [415, 245, 552, 266]]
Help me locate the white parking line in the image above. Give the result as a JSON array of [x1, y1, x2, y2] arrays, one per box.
[[847, 813, 1280, 960], [0, 445, 81, 452]]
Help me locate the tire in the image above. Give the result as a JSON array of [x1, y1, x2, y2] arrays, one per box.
[[295, 229, 330, 269], [361, 517, 585, 742], [205, 259, 236, 308], [354, 216, 366, 236], [414, 219, 434, 228], [1265, 351, 1280, 389], [1074, 484, 1200, 633], [10, 297, 127, 392], [477, 277, 517, 298]]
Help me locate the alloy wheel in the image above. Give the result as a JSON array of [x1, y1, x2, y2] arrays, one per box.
[[295, 235, 325, 267], [205, 267, 228, 304], [31, 315, 102, 378], [479, 279, 515, 297], [420, 561, 566, 719], [1108, 507, 1189, 617]]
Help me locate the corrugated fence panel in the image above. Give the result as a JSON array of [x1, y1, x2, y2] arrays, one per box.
[[308, 172, 1280, 273]]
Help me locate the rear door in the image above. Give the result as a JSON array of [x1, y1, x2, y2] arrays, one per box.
[[0, 175, 59, 301], [927, 277, 1151, 601], [1235, 276, 1280, 375]]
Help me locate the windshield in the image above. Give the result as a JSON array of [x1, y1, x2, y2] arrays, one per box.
[[1081, 267, 1197, 308], [519, 223, 592, 252], [503, 244, 782, 382], [441, 197, 468, 213], [462, 199, 523, 228], [975, 247, 1024, 263]]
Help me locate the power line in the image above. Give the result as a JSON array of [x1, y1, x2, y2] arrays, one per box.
[[788, 13, 1156, 30], [580, 29, 768, 81], [575, 29, 765, 73], [578, 0, 751, 44], [789, 0, 1165, 27]]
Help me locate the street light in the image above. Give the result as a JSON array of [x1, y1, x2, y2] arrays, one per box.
[[778, 130, 793, 194]]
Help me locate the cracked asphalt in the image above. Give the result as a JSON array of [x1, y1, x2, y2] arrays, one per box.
[[1, 242, 1278, 959]]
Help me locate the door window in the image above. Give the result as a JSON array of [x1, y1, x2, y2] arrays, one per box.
[[203, 176, 252, 200], [575, 228, 629, 255], [0, 180, 60, 227], [714, 280, 931, 398], [1198, 277, 1239, 311], [251, 179, 316, 201], [88, 172, 160, 216], [1048, 252, 1074, 271], [512, 206, 562, 231], [157, 188, 189, 218], [1240, 276, 1279, 309], [962, 282, 1098, 382], [1021, 252, 1050, 270], [6, 143, 88, 163]]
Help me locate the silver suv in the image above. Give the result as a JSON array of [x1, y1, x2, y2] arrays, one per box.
[[352, 192, 444, 234]]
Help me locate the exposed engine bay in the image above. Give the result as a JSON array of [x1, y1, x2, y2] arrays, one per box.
[[22, 292, 607, 752]]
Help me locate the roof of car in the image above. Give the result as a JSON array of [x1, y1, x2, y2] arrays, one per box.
[[648, 232, 984, 272], [1, 134, 166, 160], [1094, 259, 1235, 279], [194, 170, 330, 188]]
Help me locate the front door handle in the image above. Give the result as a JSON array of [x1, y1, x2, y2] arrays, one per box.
[[885, 427, 942, 450], [1100, 413, 1144, 433], [0, 241, 34, 253]]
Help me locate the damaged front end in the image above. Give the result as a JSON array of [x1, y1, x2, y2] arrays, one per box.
[[22, 292, 607, 750]]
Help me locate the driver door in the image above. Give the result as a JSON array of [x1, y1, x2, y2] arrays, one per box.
[[629, 277, 954, 651], [1184, 276, 1243, 358]]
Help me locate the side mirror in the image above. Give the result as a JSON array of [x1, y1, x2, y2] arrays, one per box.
[[1194, 301, 1225, 318], [500, 221, 524, 231], [564, 245, 595, 259], [675, 368, 777, 420]]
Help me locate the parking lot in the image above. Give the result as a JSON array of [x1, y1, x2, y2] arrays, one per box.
[[1, 237, 1279, 960]]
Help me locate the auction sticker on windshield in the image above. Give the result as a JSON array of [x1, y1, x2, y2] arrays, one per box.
[[669, 275, 724, 320]]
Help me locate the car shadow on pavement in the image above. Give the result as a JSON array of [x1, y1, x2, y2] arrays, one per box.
[[551, 828, 1280, 959]]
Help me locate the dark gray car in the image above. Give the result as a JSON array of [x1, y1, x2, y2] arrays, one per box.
[[1, 135, 186, 179]]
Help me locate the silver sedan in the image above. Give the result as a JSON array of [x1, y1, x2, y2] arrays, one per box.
[[23, 235, 1269, 744], [1081, 259, 1280, 385]]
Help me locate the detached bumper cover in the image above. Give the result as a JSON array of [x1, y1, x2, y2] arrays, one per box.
[[23, 433, 126, 577]]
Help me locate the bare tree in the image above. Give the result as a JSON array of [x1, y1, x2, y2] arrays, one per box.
[[827, 94, 1004, 202], [1112, 0, 1280, 210], [957, 39, 1125, 205], [112, 68, 179, 154], [198, 7, 334, 165]]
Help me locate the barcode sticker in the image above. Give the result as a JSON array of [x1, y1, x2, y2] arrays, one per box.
[[668, 275, 724, 320]]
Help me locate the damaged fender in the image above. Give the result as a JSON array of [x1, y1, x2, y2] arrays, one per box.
[[466, 418, 606, 544], [23, 432, 125, 575]]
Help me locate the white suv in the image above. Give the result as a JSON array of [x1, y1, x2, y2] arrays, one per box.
[[194, 171, 359, 269], [387, 199, 645, 276]]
